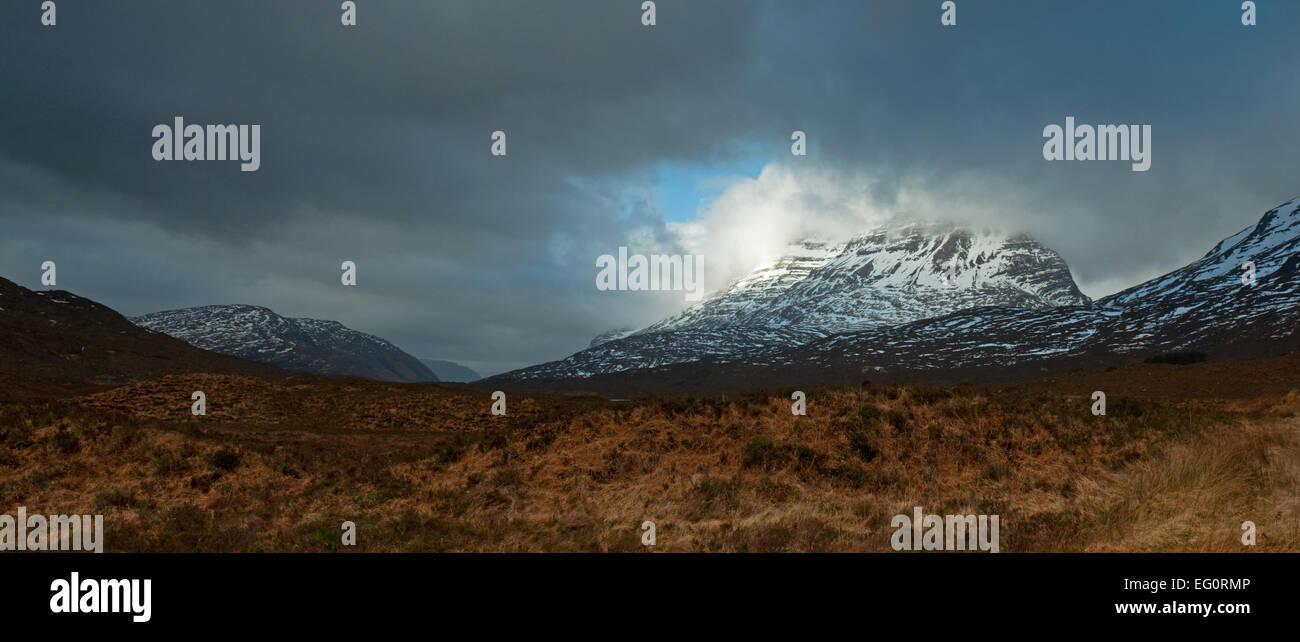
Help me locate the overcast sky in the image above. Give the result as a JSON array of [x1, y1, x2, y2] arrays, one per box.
[[2, 1, 1298, 375]]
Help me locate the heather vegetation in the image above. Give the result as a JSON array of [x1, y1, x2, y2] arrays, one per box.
[[2, 360, 1296, 552]]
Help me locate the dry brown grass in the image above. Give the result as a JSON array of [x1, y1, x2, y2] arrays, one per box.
[[1067, 417, 1300, 551], [0, 369, 1295, 552]]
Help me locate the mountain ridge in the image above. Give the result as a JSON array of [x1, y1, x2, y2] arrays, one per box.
[[501, 223, 1093, 382], [132, 304, 437, 383], [644, 224, 1089, 335], [492, 198, 1300, 388]]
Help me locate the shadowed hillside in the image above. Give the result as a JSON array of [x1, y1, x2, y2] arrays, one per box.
[[0, 277, 281, 396]]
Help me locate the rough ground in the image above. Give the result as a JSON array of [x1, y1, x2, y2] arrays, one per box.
[[1, 352, 1296, 552]]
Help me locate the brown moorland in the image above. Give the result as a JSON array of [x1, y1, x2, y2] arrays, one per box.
[[1, 349, 1297, 552]]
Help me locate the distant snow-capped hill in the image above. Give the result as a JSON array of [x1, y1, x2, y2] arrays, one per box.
[[0, 277, 281, 386], [132, 305, 438, 383]]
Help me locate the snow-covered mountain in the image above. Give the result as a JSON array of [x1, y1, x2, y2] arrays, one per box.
[[647, 225, 1089, 333], [588, 327, 636, 349], [757, 196, 1300, 377], [493, 198, 1300, 387], [132, 305, 438, 383], [500, 224, 1091, 381]]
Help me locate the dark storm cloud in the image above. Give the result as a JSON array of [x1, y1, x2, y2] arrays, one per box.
[[2, 1, 1298, 374]]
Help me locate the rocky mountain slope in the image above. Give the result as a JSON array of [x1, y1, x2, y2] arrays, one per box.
[[773, 196, 1300, 375], [646, 226, 1089, 333], [494, 198, 1300, 388], [132, 305, 437, 383], [502, 224, 1091, 381]]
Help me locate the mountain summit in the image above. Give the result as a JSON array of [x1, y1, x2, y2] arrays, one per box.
[[647, 224, 1089, 335], [132, 305, 437, 383], [506, 224, 1091, 382]]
